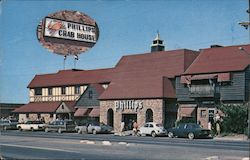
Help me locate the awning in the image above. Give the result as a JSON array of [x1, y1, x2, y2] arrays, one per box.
[[89, 108, 100, 117], [74, 108, 88, 117], [191, 74, 217, 80], [180, 75, 192, 84], [179, 104, 197, 117]]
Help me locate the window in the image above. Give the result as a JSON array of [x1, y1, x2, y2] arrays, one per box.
[[61, 86, 66, 95], [145, 109, 153, 122], [75, 85, 80, 94], [208, 109, 215, 123], [201, 110, 207, 118], [26, 113, 29, 118], [35, 88, 42, 95], [50, 114, 53, 118], [48, 87, 53, 95], [61, 105, 64, 109], [88, 90, 93, 99], [37, 114, 41, 119], [149, 124, 153, 128]]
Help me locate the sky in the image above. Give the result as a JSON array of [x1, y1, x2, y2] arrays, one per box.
[[0, 0, 249, 104]]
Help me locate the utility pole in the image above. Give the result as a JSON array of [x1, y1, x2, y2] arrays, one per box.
[[239, 0, 250, 139]]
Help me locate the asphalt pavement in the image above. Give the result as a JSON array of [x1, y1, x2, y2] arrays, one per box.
[[0, 130, 249, 160]]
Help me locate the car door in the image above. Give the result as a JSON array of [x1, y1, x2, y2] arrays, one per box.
[[175, 124, 185, 137], [140, 123, 148, 134], [148, 123, 154, 134], [182, 124, 192, 137]]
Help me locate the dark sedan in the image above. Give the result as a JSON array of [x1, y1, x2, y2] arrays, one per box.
[[167, 123, 211, 139]]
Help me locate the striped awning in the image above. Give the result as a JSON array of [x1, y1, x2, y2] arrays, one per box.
[[89, 108, 100, 117], [74, 108, 88, 117]]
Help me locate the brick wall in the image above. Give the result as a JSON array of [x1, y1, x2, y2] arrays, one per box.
[[100, 99, 163, 132]]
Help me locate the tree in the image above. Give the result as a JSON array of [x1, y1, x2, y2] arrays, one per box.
[[217, 103, 248, 134]]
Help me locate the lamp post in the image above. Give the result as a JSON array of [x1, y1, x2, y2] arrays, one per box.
[[239, 0, 250, 43]]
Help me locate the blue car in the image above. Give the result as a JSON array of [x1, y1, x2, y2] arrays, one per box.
[[168, 123, 211, 139]]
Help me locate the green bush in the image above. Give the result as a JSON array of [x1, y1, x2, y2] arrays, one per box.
[[217, 103, 249, 134]]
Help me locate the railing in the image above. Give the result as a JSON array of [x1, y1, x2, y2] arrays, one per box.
[[189, 85, 218, 97], [30, 95, 80, 102]]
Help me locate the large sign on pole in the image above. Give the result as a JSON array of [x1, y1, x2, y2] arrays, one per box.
[[37, 10, 99, 56]]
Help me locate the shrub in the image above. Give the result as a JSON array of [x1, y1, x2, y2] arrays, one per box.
[[217, 103, 249, 134]]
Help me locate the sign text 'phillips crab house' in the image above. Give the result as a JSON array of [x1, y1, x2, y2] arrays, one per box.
[[44, 17, 97, 43]]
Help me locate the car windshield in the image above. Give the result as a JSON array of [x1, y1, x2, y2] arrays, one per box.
[[156, 124, 163, 127], [191, 124, 201, 128], [10, 120, 18, 123]]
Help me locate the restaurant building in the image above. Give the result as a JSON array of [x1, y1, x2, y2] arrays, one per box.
[[177, 44, 250, 129], [13, 68, 114, 123], [99, 34, 198, 131], [13, 34, 250, 131]]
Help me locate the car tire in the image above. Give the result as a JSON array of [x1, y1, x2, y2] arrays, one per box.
[[188, 132, 194, 140], [168, 132, 174, 138], [151, 131, 156, 137], [18, 127, 22, 131], [137, 131, 141, 136], [58, 128, 62, 134], [45, 128, 49, 133], [92, 129, 97, 135]]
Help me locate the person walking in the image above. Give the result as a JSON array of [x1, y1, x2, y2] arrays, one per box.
[[132, 121, 138, 136], [120, 121, 125, 136]]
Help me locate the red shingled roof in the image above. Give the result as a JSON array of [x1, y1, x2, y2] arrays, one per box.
[[12, 101, 76, 113], [28, 68, 114, 88], [99, 49, 198, 99], [90, 83, 105, 95], [184, 44, 250, 75]]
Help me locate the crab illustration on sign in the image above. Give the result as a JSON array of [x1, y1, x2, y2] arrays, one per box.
[[46, 20, 66, 36]]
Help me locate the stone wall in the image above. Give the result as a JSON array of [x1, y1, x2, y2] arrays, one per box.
[[100, 99, 163, 132]]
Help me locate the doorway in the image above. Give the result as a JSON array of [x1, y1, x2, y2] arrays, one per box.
[[107, 109, 114, 127], [122, 114, 137, 131]]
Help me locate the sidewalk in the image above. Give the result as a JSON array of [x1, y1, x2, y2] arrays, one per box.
[[213, 134, 249, 141]]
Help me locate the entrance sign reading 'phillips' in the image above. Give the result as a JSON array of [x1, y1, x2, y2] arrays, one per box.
[[37, 10, 99, 56]]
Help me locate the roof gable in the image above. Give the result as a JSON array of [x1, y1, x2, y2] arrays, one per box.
[[100, 50, 198, 99], [28, 68, 114, 88], [75, 84, 104, 107], [184, 44, 250, 75], [12, 101, 76, 113]]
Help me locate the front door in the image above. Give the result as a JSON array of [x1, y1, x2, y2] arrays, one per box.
[[122, 114, 137, 131]]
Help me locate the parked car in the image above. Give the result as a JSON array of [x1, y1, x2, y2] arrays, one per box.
[[167, 123, 211, 139], [45, 120, 76, 133], [75, 122, 113, 134], [137, 122, 167, 137], [0, 119, 18, 130], [17, 120, 46, 131]]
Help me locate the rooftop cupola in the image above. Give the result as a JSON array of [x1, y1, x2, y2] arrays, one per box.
[[151, 31, 165, 52]]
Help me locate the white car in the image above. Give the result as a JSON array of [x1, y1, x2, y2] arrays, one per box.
[[17, 121, 46, 131], [137, 122, 167, 137]]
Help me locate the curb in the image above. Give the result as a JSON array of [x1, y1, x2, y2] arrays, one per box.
[[102, 141, 112, 146], [80, 140, 96, 144], [80, 140, 135, 146]]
